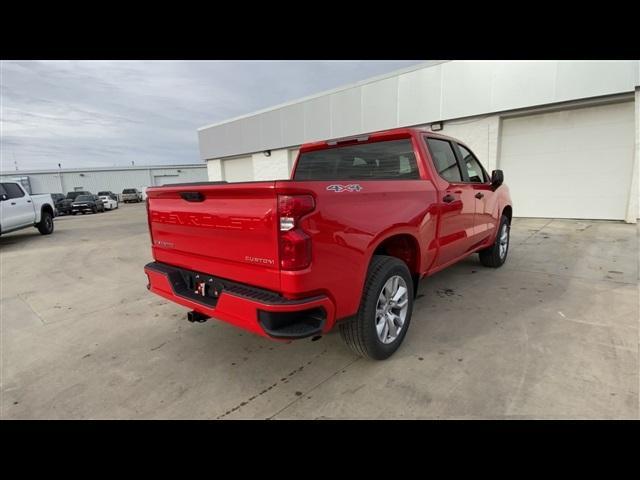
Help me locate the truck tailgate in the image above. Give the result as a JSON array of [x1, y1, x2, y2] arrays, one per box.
[[146, 182, 280, 291]]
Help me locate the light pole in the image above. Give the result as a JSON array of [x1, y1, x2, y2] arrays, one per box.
[[58, 163, 65, 193]]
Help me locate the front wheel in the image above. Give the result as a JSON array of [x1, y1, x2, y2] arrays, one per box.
[[37, 211, 54, 235], [339, 255, 414, 360], [479, 214, 510, 268]]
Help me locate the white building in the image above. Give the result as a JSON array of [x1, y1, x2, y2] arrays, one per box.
[[0, 164, 208, 197], [199, 60, 640, 223]]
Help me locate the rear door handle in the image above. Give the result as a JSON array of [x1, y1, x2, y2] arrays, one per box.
[[27, 199, 32, 203], [475, 192, 484, 199], [443, 194, 455, 203], [11, 202, 16, 205]]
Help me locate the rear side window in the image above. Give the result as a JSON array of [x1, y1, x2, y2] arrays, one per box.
[[2, 183, 25, 199], [425, 138, 462, 183], [293, 139, 420, 180]]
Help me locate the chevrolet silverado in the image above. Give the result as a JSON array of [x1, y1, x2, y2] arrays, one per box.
[[144, 128, 512, 359], [0, 182, 56, 236]]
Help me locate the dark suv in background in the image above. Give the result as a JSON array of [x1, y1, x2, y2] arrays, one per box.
[[71, 194, 105, 214], [59, 191, 93, 215]]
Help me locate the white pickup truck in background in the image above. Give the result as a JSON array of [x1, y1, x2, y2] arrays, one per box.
[[0, 182, 56, 236]]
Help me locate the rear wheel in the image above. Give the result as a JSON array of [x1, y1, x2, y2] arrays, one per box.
[[339, 255, 414, 360], [479, 214, 510, 268], [37, 211, 54, 235]]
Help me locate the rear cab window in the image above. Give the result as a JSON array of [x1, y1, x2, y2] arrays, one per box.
[[293, 139, 420, 180]]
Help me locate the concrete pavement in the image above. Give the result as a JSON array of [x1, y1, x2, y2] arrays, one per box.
[[1, 205, 638, 419]]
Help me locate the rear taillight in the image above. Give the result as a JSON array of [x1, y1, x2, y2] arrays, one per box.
[[278, 194, 315, 270], [146, 197, 154, 245]]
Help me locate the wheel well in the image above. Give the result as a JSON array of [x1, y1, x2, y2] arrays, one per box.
[[373, 234, 420, 273], [373, 234, 421, 298], [502, 205, 512, 224], [41, 204, 54, 217]]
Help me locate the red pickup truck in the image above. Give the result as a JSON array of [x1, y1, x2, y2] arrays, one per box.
[[144, 127, 512, 360]]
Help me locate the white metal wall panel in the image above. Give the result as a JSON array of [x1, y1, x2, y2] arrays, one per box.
[[330, 87, 362, 138], [260, 109, 283, 150], [441, 61, 494, 120], [499, 101, 635, 220], [555, 61, 638, 103], [398, 64, 442, 126], [198, 61, 639, 162], [281, 103, 305, 146], [362, 76, 398, 132], [222, 156, 253, 182], [490, 61, 558, 112], [304, 96, 331, 142], [240, 115, 262, 155]]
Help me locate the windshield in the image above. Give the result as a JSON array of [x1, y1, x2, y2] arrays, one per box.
[[98, 191, 110, 196], [123, 189, 136, 194], [293, 139, 420, 180], [75, 195, 93, 202]]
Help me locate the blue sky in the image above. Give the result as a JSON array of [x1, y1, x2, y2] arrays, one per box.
[[0, 61, 423, 171]]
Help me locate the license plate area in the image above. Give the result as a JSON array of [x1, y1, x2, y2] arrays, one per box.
[[165, 269, 225, 307]]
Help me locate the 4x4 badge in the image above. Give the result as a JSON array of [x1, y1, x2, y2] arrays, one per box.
[[326, 184, 362, 192]]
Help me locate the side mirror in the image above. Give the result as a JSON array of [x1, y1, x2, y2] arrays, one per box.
[[491, 169, 504, 191], [1, 194, 8, 201]]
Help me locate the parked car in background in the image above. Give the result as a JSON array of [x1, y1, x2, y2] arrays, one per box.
[[50, 193, 65, 215], [98, 191, 119, 202], [144, 128, 512, 360], [122, 188, 142, 203], [60, 191, 93, 215], [99, 195, 118, 210], [71, 194, 105, 214], [1, 182, 56, 236]]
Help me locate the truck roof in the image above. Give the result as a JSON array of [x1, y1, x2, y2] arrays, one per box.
[[299, 126, 465, 153]]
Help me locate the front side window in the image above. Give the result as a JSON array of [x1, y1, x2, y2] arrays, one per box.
[[293, 139, 420, 181], [2, 183, 25, 199], [425, 138, 462, 183], [457, 144, 486, 183]]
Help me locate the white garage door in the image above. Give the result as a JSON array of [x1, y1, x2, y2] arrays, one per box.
[[222, 156, 253, 182], [499, 101, 635, 220]]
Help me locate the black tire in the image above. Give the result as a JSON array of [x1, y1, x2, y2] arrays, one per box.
[[479, 214, 510, 268], [37, 211, 54, 235], [339, 255, 414, 360]]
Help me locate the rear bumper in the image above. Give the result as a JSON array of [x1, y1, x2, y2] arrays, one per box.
[[144, 261, 336, 339]]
